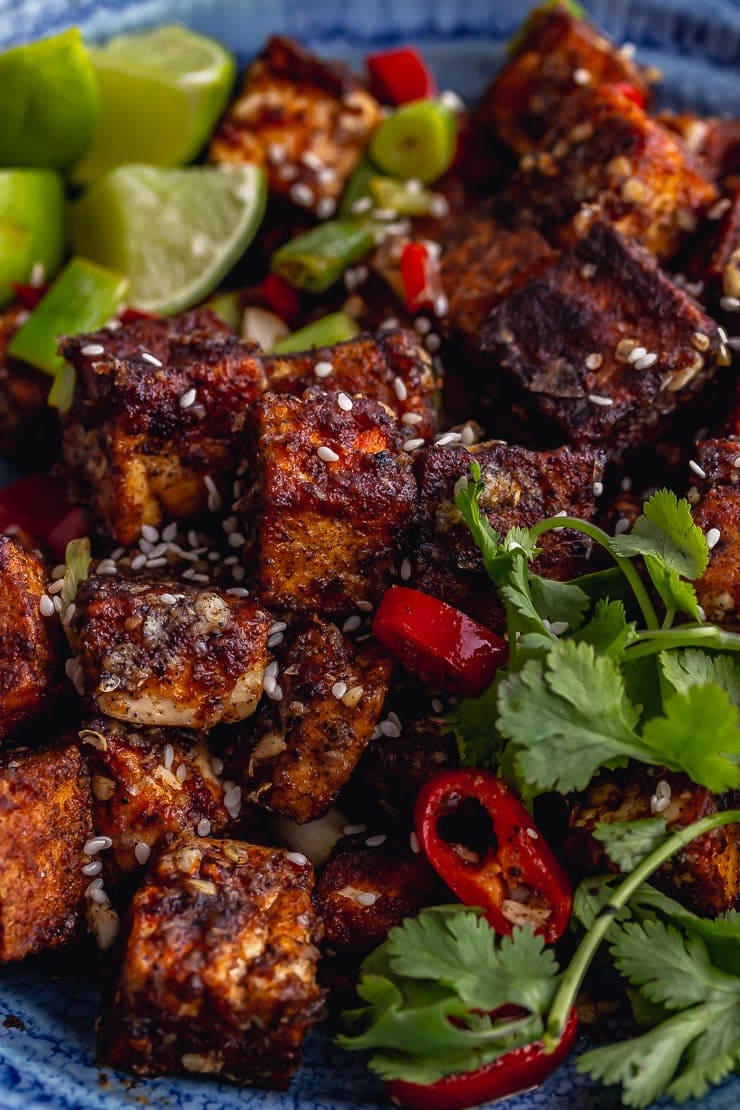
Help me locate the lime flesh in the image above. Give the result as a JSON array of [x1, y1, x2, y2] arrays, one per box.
[[0, 29, 99, 170], [370, 99, 457, 184], [70, 25, 236, 184], [0, 169, 64, 306], [69, 164, 267, 315]]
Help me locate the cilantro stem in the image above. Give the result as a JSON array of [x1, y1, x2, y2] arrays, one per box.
[[543, 809, 740, 1052], [625, 624, 740, 661], [530, 517, 660, 631]]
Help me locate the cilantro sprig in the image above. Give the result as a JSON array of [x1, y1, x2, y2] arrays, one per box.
[[450, 467, 740, 794]]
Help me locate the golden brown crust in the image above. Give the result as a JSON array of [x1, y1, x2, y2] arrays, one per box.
[[692, 438, 740, 629], [0, 305, 54, 464], [412, 441, 602, 629], [241, 388, 417, 614], [61, 310, 265, 546], [479, 221, 721, 457], [101, 836, 324, 1088], [228, 614, 393, 823], [0, 742, 93, 961], [0, 536, 61, 741], [210, 35, 381, 216], [71, 575, 271, 730]]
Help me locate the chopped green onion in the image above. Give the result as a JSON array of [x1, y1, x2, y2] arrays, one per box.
[[61, 537, 91, 608], [204, 290, 242, 331], [369, 99, 457, 184], [47, 361, 76, 413], [270, 311, 360, 355], [369, 174, 439, 216], [339, 157, 376, 220], [271, 221, 375, 294], [8, 256, 128, 378]]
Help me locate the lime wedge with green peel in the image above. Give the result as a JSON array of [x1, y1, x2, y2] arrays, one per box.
[[8, 257, 129, 378], [369, 99, 457, 184], [0, 169, 65, 307], [0, 29, 98, 169], [69, 164, 267, 315], [71, 25, 236, 184]]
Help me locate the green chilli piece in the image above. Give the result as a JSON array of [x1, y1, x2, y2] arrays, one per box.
[[270, 312, 360, 355], [369, 174, 440, 217], [339, 158, 376, 219], [205, 291, 243, 332], [369, 99, 457, 184], [271, 221, 375, 294], [8, 257, 129, 381]]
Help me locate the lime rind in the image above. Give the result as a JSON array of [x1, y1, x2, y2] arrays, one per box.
[[0, 169, 65, 306]]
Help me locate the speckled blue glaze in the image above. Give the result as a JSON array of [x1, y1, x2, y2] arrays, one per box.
[[0, 1, 738, 1108]]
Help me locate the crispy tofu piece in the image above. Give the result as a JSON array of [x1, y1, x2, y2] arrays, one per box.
[[0, 742, 93, 961], [101, 836, 324, 1087], [0, 536, 60, 741], [479, 222, 722, 457], [61, 310, 265, 547], [440, 206, 557, 356], [240, 387, 417, 614], [80, 717, 245, 875], [565, 769, 738, 916], [508, 84, 718, 260], [476, 4, 650, 154], [412, 441, 602, 629], [71, 576, 271, 730], [691, 438, 740, 629], [658, 113, 740, 185], [0, 305, 55, 464], [228, 614, 393, 823], [315, 833, 446, 957], [263, 328, 438, 441], [687, 187, 740, 306], [210, 35, 381, 217]]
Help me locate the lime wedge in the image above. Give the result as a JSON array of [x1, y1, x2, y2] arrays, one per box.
[[0, 29, 98, 170], [0, 169, 65, 306], [71, 25, 236, 184], [69, 164, 267, 315]]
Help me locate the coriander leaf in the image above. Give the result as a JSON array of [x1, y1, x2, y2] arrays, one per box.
[[528, 573, 589, 631], [572, 874, 623, 930], [571, 598, 637, 659], [497, 639, 644, 793], [621, 654, 664, 724], [570, 565, 633, 608], [593, 817, 669, 872], [445, 681, 504, 768], [640, 685, 740, 792], [609, 488, 709, 580], [454, 461, 503, 581], [668, 1021, 740, 1102], [386, 910, 559, 1016], [660, 649, 740, 706], [502, 525, 540, 562], [644, 554, 701, 621]]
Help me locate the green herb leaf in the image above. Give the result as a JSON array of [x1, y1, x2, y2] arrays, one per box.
[[609, 489, 709, 580], [643, 555, 701, 621], [593, 817, 669, 873], [660, 650, 740, 706], [445, 681, 504, 768], [528, 573, 589, 631], [571, 598, 637, 659], [640, 685, 740, 792]]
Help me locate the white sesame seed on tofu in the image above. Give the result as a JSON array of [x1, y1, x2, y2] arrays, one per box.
[[314, 360, 334, 379], [689, 460, 707, 479], [706, 527, 721, 550], [81, 343, 105, 357], [141, 351, 163, 368], [317, 445, 340, 463]]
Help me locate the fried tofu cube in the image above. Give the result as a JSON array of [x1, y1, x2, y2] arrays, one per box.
[[479, 222, 722, 457], [80, 717, 246, 875], [508, 84, 718, 260], [241, 387, 417, 614], [691, 438, 740, 629], [440, 207, 558, 357], [263, 328, 438, 441], [0, 742, 93, 961], [565, 769, 738, 916], [210, 35, 381, 217], [412, 441, 602, 630], [0, 536, 60, 741], [659, 113, 740, 185], [315, 833, 446, 957], [476, 4, 650, 154], [61, 309, 265, 547], [70, 576, 271, 730], [228, 614, 393, 823], [101, 836, 324, 1087]]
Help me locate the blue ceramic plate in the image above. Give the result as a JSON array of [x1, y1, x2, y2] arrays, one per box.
[[0, 1, 738, 1107]]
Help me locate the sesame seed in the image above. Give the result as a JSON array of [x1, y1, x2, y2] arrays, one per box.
[[403, 438, 425, 452], [656, 779, 672, 800], [160, 593, 178, 606], [96, 558, 118, 575], [163, 744, 174, 769], [718, 325, 729, 343], [379, 720, 401, 738], [365, 834, 387, 848], [689, 460, 706, 478], [267, 141, 287, 164], [706, 527, 721, 550], [573, 67, 591, 84], [431, 697, 444, 713], [697, 605, 706, 621], [316, 196, 336, 219], [615, 518, 630, 534], [550, 620, 569, 636], [343, 824, 367, 836], [48, 579, 64, 596], [429, 194, 449, 219], [211, 757, 224, 775], [82, 860, 103, 876], [84, 836, 113, 855], [593, 481, 604, 496], [461, 425, 476, 446], [734, 457, 740, 468], [269, 621, 287, 635], [337, 391, 353, 411], [433, 294, 448, 317], [141, 352, 163, 367], [317, 445, 340, 463], [332, 681, 348, 699], [39, 594, 54, 617], [414, 316, 432, 335], [277, 163, 298, 182], [135, 842, 151, 865], [351, 196, 373, 214], [343, 615, 361, 633], [650, 794, 670, 814], [226, 587, 249, 597], [402, 412, 423, 425], [634, 352, 658, 370], [526, 827, 539, 840], [53, 595, 63, 613], [314, 360, 334, 378], [409, 831, 420, 854], [400, 558, 412, 581], [268, 632, 284, 649], [228, 532, 246, 547], [585, 352, 603, 370], [425, 333, 441, 352], [265, 661, 279, 679], [720, 296, 740, 312], [81, 343, 105, 357], [63, 602, 77, 627], [179, 387, 197, 409], [197, 818, 211, 837], [286, 851, 309, 866], [393, 376, 408, 402], [380, 316, 400, 330], [290, 182, 315, 207], [176, 763, 188, 782], [628, 346, 648, 364], [589, 393, 613, 407], [435, 432, 461, 446], [372, 207, 399, 221], [354, 891, 378, 907], [266, 683, 284, 701], [357, 600, 373, 612], [224, 785, 242, 808]]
